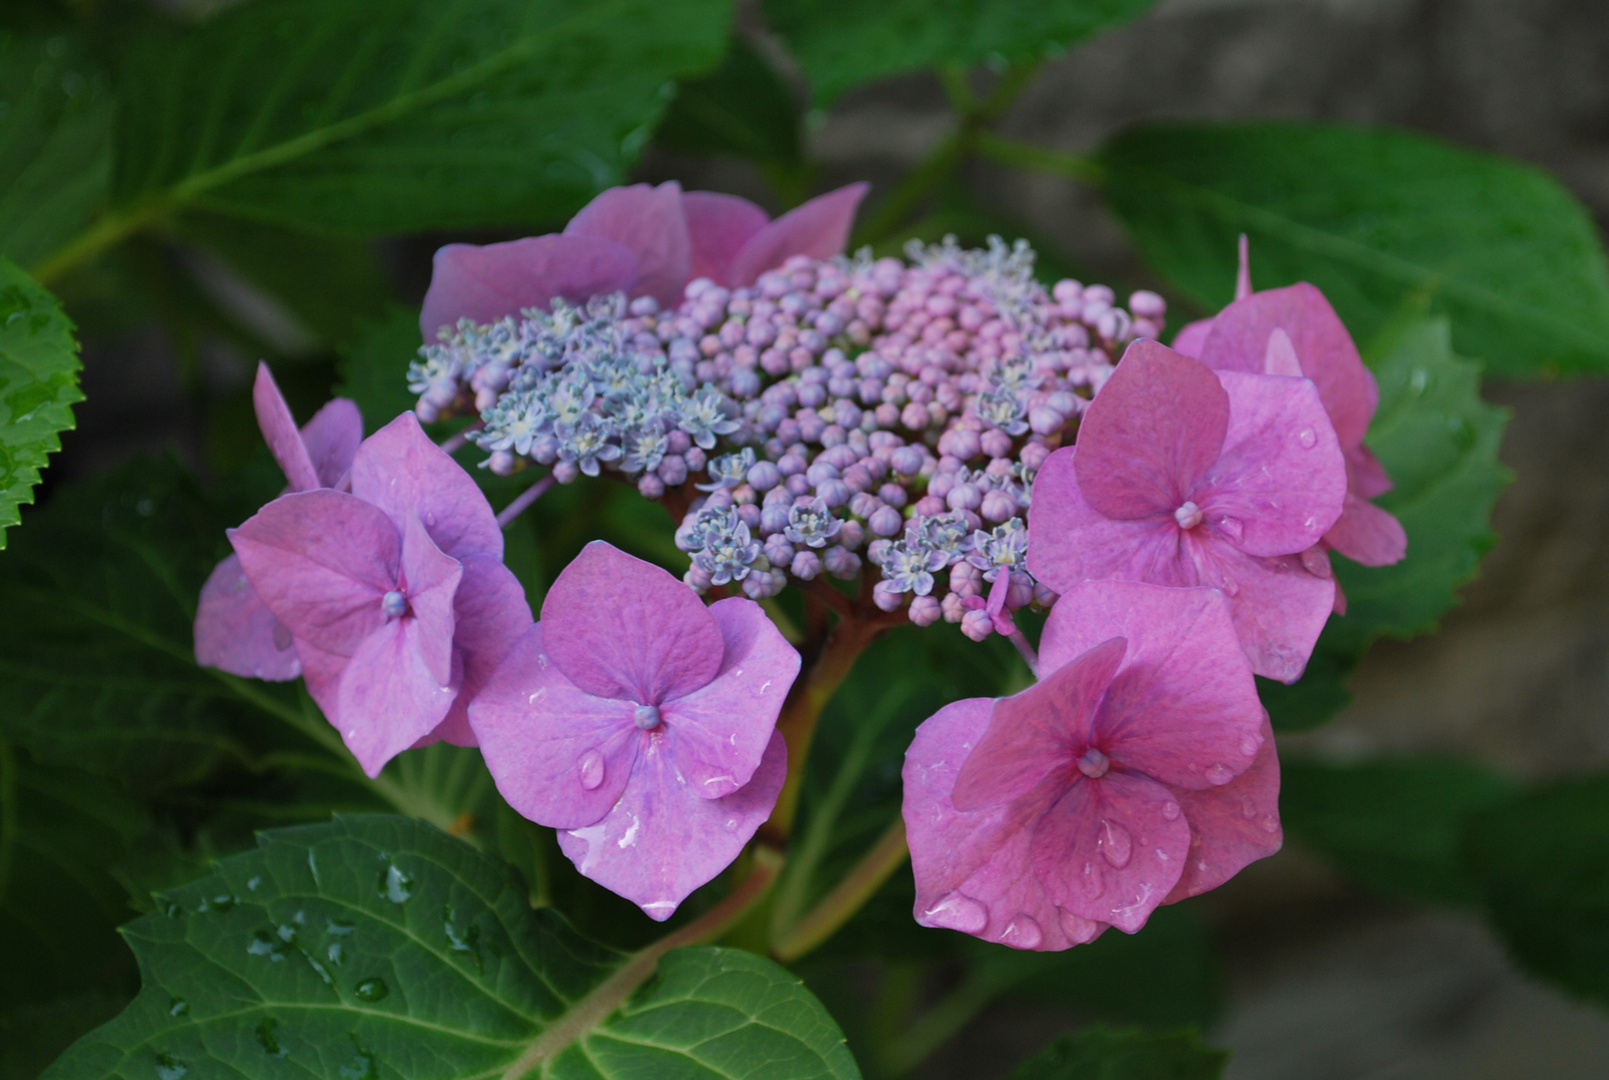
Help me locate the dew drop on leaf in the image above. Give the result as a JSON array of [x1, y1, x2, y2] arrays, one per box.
[[256, 1018, 287, 1059], [154, 1053, 188, 1080], [355, 977, 389, 1003], [378, 863, 414, 903], [167, 998, 188, 1018]]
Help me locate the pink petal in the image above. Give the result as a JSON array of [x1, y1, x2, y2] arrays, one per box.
[[1347, 443, 1393, 499], [564, 182, 691, 308], [904, 698, 1110, 951], [1040, 581, 1264, 789], [1199, 283, 1378, 450], [724, 183, 870, 287], [1170, 317, 1216, 359], [419, 234, 640, 338], [951, 637, 1127, 812], [682, 191, 769, 285], [300, 398, 363, 488], [557, 728, 787, 920], [1195, 370, 1347, 558], [336, 616, 461, 779], [540, 541, 723, 705], [1324, 492, 1407, 566], [194, 554, 302, 680], [660, 597, 800, 800], [1030, 770, 1191, 934], [430, 554, 534, 748], [1212, 546, 1337, 683], [469, 624, 641, 830], [253, 363, 319, 492], [229, 490, 399, 657], [1074, 342, 1230, 520], [1162, 717, 1281, 903], [349, 412, 504, 562], [294, 636, 347, 731]]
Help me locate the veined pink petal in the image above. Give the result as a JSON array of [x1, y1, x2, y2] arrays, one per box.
[[1212, 547, 1337, 683], [229, 490, 399, 656], [660, 597, 799, 800], [682, 191, 769, 285], [1199, 283, 1378, 449], [1040, 581, 1263, 789], [253, 363, 319, 492], [1031, 770, 1190, 934], [336, 615, 460, 779], [294, 636, 347, 732], [350, 412, 503, 561], [557, 729, 786, 921], [1162, 717, 1281, 903], [1347, 443, 1393, 499], [724, 183, 870, 287], [951, 637, 1126, 812], [469, 623, 642, 830], [420, 234, 640, 338], [1074, 342, 1230, 520], [1027, 451, 1194, 592], [1324, 493, 1408, 566], [300, 398, 363, 488], [540, 541, 723, 705], [565, 182, 691, 308], [1195, 370, 1347, 558], [194, 554, 301, 680], [430, 554, 533, 748], [397, 511, 461, 687], [1170, 317, 1215, 359]]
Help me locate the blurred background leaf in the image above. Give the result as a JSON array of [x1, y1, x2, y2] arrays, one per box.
[[1005, 1026, 1228, 1080], [0, 258, 81, 547]]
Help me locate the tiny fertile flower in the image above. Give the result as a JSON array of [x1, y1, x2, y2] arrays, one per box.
[[195, 362, 362, 680], [230, 414, 532, 776], [1027, 341, 1347, 682], [469, 542, 800, 919], [903, 581, 1279, 950]]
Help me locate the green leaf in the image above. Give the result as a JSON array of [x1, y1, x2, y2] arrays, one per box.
[[1281, 758, 1519, 905], [100, 0, 732, 241], [1262, 317, 1511, 730], [764, 0, 1161, 105], [335, 302, 425, 428], [656, 39, 802, 167], [0, 256, 81, 547], [1100, 121, 1609, 377], [46, 814, 862, 1080], [1462, 774, 1609, 1007], [0, 32, 113, 268], [1005, 1026, 1228, 1080]]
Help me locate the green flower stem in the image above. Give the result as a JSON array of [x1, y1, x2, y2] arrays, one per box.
[[973, 129, 1105, 184], [875, 961, 1016, 1077], [771, 816, 909, 963]]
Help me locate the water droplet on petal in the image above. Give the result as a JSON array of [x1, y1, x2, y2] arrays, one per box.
[[1058, 908, 1101, 945], [1099, 819, 1133, 868], [1298, 427, 1317, 449], [1081, 859, 1104, 896], [1161, 801, 1181, 820], [1205, 763, 1234, 785], [1241, 795, 1259, 819], [1000, 915, 1043, 949], [355, 977, 389, 1002], [1241, 733, 1262, 757], [920, 891, 988, 934], [1216, 516, 1244, 543], [1261, 814, 1280, 834], [579, 750, 605, 790]]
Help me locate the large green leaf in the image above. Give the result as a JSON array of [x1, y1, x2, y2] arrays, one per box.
[[1462, 774, 1609, 1008], [1281, 758, 1519, 906], [1262, 317, 1511, 730], [95, 0, 731, 243], [763, 0, 1160, 105], [1005, 1026, 1228, 1080], [0, 32, 113, 268], [46, 815, 861, 1080], [1101, 121, 1609, 377], [656, 40, 802, 170], [0, 256, 81, 547]]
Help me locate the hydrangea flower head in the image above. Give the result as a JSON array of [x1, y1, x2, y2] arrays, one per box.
[[468, 542, 801, 919], [195, 362, 361, 680], [1028, 340, 1347, 682], [903, 581, 1279, 951], [229, 413, 531, 775]]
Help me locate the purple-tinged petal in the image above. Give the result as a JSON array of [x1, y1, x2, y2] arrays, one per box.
[[229, 490, 399, 656], [661, 597, 799, 800], [350, 412, 504, 561], [1163, 717, 1281, 903], [904, 698, 1110, 951], [1027, 451, 1194, 593], [1074, 342, 1230, 520], [558, 729, 787, 921], [682, 191, 769, 285], [430, 554, 534, 748], [470, 624, 641, 830], [1040, 581, 1264, 789], [336, 616, 461, 778], [419, 234, 640, 338], [1324, 493, 1407, 567], [1194, 370, 1347, 558], [398, 511, 461, 686], [300, 397, 363, 488], [565, 182, 691, 308], [254, 363, 320, 492], [295, 636, 347, 730], [1199, 283, 1378, 450], [1347, 444, 1393, 499], [540, 541, 723, 705], [951, 637, 1126, 812], [1213, 546, 1337, 683], [725, 183, 870, 287], [194, 554, 302, 680], [1262, 327, 1303, 377], [1030, 770, 1191, 934], [1170, 317, 1215, 359]]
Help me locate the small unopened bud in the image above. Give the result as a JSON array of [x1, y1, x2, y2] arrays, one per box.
[[908, 595, 942, 626], [960, 608, 994, 642]]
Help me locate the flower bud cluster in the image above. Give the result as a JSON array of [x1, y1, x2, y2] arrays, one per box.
[[407, 236, 1165, 637]]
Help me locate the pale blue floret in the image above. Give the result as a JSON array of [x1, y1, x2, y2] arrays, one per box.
[[477, 390, 549, 456], [968, 518, 1029, 580], [698, 448, 756, 492], [909, 511, 976, 569], [879, 541, 935, 596], [784, 497, 843, 548], [620, 426, 670, 474], [557, 414, 621, 477], [678, 385, 742, 449], [974, 388, 1029, 436]]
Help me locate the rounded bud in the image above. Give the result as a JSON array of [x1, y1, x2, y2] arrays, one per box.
[[790, 550, 822, 580], [980, 489, 1018, 524], [747, 461, 782, 492], [960, 608, 994, 642], [872, 581, 906, 612], [637, 474, 666, 500], [488, 450, 517, 476], [946, 483, 982, 512], [823, 546, 862, 580], [869, 505, 905, 537]]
